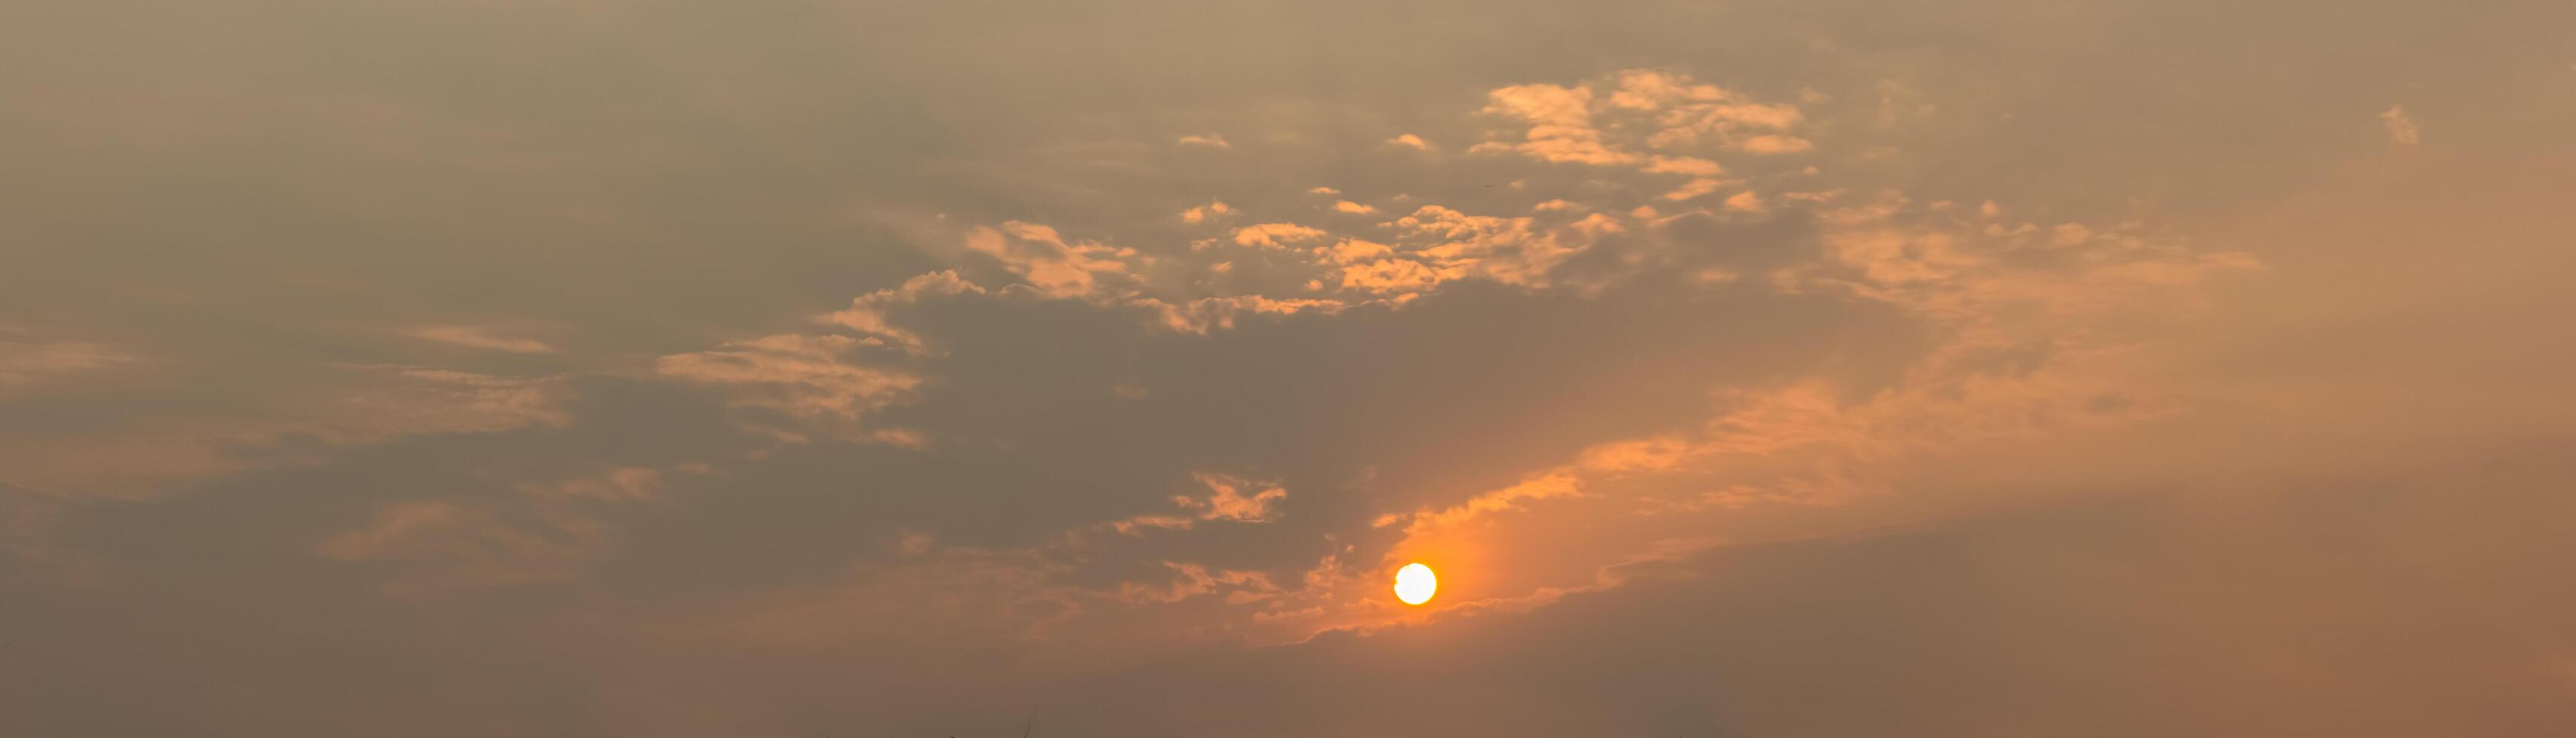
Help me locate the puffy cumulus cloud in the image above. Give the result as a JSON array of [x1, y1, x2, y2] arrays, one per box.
[[1386, 133, 1433, 151], [1474, 83, 1633, 164], [1369, 206, 1586, 291], [1331, 200, 1377, 214], [1179, 200, 1234, 224], [1477, 69, 1805, 169]]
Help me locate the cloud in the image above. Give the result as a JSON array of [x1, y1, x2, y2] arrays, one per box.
[[656, 334, 920, 425], [1142, 294, 1349, 334], [1373, 205, 1583, 289], [817, 270, 987, 352], [519, 464, 700, 502], [1334, 258, 1446, 293], [1642, 155, 1724, 176], [1473, 82, 1636, 165], [1467, 70, 1811, 228], [2051, 222, 2094, 245], [1175, 472, 1288, 523], [1723, 190, 1766, 213], [1386, 133, 1432, 151], [317, 499, 607, 596], [1735, 133, 1815, 154], [1106, 474, 1291, 533], [406, 325, 553, 354], [0, 362, 578, 501], [1179, 200, 1234, 224], [332, 366, 576, 437], [1116, 561, 1285, 604], [964, 221, 1138, 298], [0, 339, 130, 395], [1177, 133, 1230, 148], [1331, 200, 1377, 214], [1041, 467, 2576, 736], [2381, 104, 2422, 145], [1315, 238, 1394, 265], [1230, 222, 1329, 248], [1661, 177, 1725, 201], [1390, 471, 1583, 533], [1108, 513, 1197, 536]]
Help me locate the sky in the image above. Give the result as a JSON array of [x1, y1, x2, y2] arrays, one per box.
[[4, 1, 2574, 736]]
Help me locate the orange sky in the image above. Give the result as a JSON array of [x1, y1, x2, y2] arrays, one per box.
[[5, 1, 2575, 736]]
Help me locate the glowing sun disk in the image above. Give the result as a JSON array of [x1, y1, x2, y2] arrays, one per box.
[[1394, 563, 1438, 605]]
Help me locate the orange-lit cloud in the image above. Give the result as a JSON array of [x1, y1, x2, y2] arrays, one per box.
[[1179, 200, 1235, 224], [1231, 221, 1330, 248]]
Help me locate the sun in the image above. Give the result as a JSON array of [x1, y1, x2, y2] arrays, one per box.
[[1393, 563, 1438, 605]]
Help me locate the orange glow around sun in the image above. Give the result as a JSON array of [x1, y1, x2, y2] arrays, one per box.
[[1394, 563, 1438, 605]]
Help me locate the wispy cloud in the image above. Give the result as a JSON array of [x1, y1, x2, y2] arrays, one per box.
[[0, 339, 130, 394], [407, 325, 553, 354], [2380, 104, 2422, 145]]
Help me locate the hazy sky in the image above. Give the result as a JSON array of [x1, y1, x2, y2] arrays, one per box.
[[5, 1, 2575, 736]]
